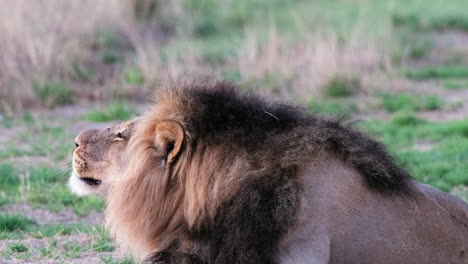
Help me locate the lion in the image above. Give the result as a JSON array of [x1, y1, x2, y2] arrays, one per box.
[[69, 80, 468, 264]]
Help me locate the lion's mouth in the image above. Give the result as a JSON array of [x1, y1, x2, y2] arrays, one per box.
[[79, 177, 102, 186]]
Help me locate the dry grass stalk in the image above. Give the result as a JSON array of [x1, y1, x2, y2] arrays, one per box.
[[0, 0, 131, 111]]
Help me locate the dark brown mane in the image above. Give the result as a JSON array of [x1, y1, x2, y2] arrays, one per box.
[[156, 80, 412, 194]]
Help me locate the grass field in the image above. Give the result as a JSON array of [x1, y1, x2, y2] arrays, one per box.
[[0, 0, 467, 263]]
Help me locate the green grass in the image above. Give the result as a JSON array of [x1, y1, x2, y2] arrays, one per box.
[[71, 196, 105, 216], [0, 195, 11, 207], [91, 227, 115, 252], [443, 79, 468, 90], [27, 182, 105, 216], [101, 256, 135, 264], [0, 147, 32, 159], [96, 30, 123, 48], [406, 65, 468, 80], [29, 166, 68, 185], [2, 242, 32, 260], [0, 161, 103, 216], [102, 50, 121, 64], [308, 99, 358, 114], [390, 112, 427, 127], [0, 163, 19, 190], [1, 223, 117, 260], [21, 112, 35, 126], [397, 32, 433, 60], [63, 240, 85, 258], [362, 119, 468, 191], [33, 80, 73, 107], [9, 243, 29, 253], [30, 222, 97, 238], [0, 162, 104, 216], [39, 240, 58, 258], [393, 13, 468, 31], [124, 67, 145, 85], [0, 214, 35, 232], [83, 102, 137, 122], [0, 128, 72, 162], [323, 75, 359, 98], [380, 93, 444, 112], [71, 61, 95, 82]]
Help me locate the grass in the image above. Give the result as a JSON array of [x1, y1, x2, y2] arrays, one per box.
[[8, 124, 74, 161], [124, 67, 145, 85], [29, 166, 67, 185], [323, 75, 359, 98], [0, 163, 19, 190], [390, 112, 427, 127], [9, 243, 29, 253], [30, 222, 99, 238], [71, 196, 106, 216], [102, 50, 121, 64], [397, 31, 434, 60], [443, 79, 468, 90], [71, 60, 95, 82], [0, 214, 35, 232], [1, 0, 468, 112], [406, 65, 468, 80], [33, 80, 73, 107], [101, 256, 135, 264], [83, 102, 137, 122], [380, 93, 444, 112], [362, 118, 468, 192], [27, 184, 105, 214], [63, 240, 85, 258], [393, 13, 468, 32], [0, 161, 104, 216], [91, 228, 115, 252], [2, 243, 32, 260], [1, 222, 117, 260], [308, 99, 358, 114], [39, 240, 58, 258]]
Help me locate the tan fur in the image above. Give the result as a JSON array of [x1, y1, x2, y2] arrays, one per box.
[[105, 93, 252, 259], [69, 120, 136, 196]]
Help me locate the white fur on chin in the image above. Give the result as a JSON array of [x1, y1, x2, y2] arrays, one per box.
[[68, 170, 97, 196]]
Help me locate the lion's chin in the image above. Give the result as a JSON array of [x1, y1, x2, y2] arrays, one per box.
[[68, 171, 102, 196]]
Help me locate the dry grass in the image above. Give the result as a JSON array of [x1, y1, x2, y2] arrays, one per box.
[[0, 0, 132, 112], [237, 25, 389, 99], [0, 0, 389, 113], [131, 24, 389, 100]]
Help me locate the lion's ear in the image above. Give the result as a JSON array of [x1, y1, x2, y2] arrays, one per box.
[[154, 120, 184, 165]]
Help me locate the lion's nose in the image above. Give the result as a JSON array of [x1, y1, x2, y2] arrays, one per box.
[[75, 129, 99, 148]]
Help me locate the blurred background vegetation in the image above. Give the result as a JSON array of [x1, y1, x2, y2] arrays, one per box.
[[0, 0, 467, 262]]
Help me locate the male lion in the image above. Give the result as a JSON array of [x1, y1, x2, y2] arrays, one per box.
[[69, 81, 468, 264]]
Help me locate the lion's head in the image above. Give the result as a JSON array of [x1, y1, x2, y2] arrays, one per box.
[[104, 81, 265, 260], [68, 120, 136, 196]]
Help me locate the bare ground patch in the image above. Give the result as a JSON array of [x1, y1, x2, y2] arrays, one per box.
[[2, 203, 103, 226]]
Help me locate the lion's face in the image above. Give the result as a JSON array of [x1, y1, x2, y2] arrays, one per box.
[[68, 120, 136, 196]]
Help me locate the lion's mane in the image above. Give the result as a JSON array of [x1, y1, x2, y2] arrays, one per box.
[[105, 80, 412, 263]]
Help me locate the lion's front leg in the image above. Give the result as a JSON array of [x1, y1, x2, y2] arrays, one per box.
[[204, 173, 302, 264]]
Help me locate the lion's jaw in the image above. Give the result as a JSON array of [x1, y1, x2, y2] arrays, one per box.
[[68, 169, 106, 196]]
